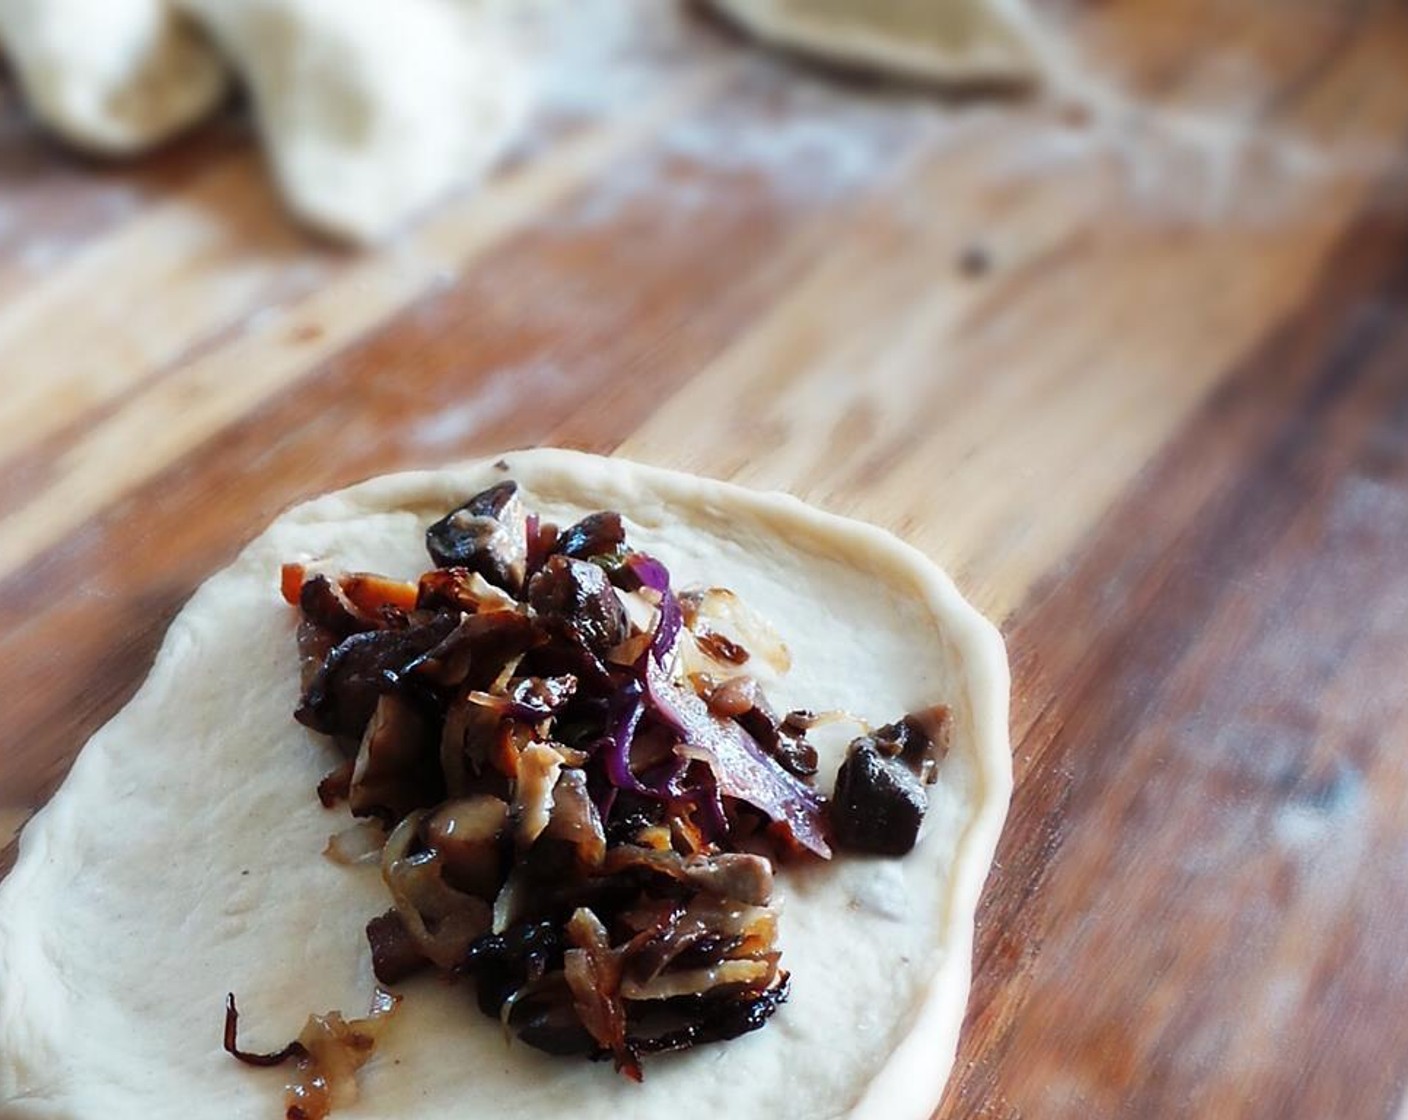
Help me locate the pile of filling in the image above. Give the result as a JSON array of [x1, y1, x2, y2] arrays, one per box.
[[226, 479, 950, 1116]]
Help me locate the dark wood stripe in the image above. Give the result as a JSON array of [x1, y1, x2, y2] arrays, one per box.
[[940, 176, 1408, 1119]]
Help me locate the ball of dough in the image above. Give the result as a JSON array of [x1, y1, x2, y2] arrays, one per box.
[[177, 0, 530, 244], [0, 0, 229, 156]]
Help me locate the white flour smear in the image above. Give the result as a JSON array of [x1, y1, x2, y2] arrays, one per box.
[[486, 0, 1408, 231], [474, 0, 719, 119]]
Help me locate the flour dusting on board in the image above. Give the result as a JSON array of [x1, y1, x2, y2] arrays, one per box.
[[476, 0, 714, 118], [547, 69, 960, 232], [408, 357, 572, 450], [487, 0, 1408, 232]]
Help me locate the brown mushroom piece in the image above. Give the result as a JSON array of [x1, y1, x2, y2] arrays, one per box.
[[416, 567, 520, 614], [348, 693, 441, 823], [765, 731, 819, 779], [439, 694, 503, 796], [829, 738, 929, 856], [868, 705, 951, 785], [554, 510, 626, 561], [403, 610, 542, 690], [425, 481, 529, 593], [366, 909, 430, 985], [299, 572, 378, 639], [295, 613, 459, 741], [527, 555, 630, 656], [540, 767, 607, 870]]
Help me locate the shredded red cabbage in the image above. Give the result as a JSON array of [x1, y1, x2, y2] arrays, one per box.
[[623, 553, 682, 665], [644, 658, 831, 858], [597, 679, 652, 796]]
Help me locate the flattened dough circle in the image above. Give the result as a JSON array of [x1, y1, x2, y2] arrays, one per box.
[[0, 449, 1011, 1120]]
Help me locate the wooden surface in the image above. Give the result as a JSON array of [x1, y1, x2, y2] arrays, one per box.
[[3, 1, 1408, 1116]]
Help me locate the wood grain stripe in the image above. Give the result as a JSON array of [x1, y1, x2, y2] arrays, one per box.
[[0, 107, 253, 295], [0, 152, 331, 462], [0, 65, 735, 585], [0, 152, 337, 459], [0, 808, 28, 854], [942, 190, 1408, 1119], [622, 161, 1382, 621]]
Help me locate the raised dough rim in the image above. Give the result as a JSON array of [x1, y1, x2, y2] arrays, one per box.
[[3, 447, 1012, 1120]]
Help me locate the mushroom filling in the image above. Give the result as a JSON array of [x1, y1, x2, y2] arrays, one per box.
[[228, 480, 952, 1112]]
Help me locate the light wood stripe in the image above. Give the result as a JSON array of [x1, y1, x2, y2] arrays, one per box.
[[0, 65, 736, 585], [622, 161, 1378, 621], [0, 808, 27, 852], [0, 152, 329, 463]]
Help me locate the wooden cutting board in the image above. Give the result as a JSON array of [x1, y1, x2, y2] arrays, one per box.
[[3, 1, 1408, 1116]]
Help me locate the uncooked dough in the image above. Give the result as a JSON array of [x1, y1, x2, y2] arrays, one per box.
[[0, 449, 1011, 1120], [175, 0, 528, 243], [0, 0, 528, 243], [0, 0, 228, 155], [707, 0, 1049, 87]]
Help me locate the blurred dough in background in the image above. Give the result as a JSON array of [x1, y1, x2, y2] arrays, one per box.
[[174, 0, 527, 243], [0, 0, 1049, 243], [706, 0, 1047, 87], [0, 0, 528, 243], [0, 0, 228, 154]]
